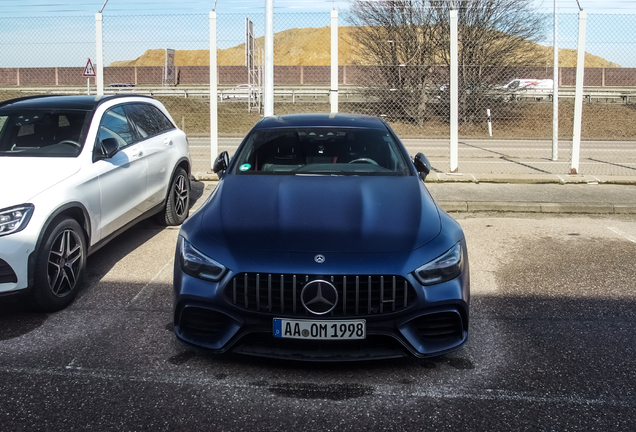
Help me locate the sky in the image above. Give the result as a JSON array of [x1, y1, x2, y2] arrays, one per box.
[[1, 1, 636, 68], [0, 0, 635, 16]]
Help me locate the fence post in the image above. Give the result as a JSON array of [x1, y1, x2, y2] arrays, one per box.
[[264, 0, 274, 117], [602, 68, 605, 87], [552, 3, 559, 161], [95, 13, 104, 95], [450, 9, 459, 173], [330, 9, 338, 113], [210, 11, 218, 168], [571, 10, 587, 175]]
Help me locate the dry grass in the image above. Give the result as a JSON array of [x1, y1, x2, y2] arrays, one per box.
[[2, 90, 633, 141], [388, 101, 636, 140], [0, 90, 30, 102]]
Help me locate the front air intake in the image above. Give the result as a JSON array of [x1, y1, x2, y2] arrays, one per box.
[[412, 312, 463, 342], [0, 259, 17, 284], [179, 307, 229, 336]]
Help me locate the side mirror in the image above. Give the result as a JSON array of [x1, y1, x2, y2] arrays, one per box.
[[413, 152, 431, 181], [213, 151, 230, 177], [95, 137, 119, 161]]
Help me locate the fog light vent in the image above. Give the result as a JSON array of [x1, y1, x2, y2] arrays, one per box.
[[413, 312, 463, 341], [180, 308, 229, 336], [0, 259, 17, 284]]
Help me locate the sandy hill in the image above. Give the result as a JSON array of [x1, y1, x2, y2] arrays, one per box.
[[109, 26, 620, 68]]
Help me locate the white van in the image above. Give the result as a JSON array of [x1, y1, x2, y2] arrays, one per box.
[[502, 79, 554, 91]]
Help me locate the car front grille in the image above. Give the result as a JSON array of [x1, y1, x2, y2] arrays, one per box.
[[227, 273, 417, 317], [0, 259, 17, 284]]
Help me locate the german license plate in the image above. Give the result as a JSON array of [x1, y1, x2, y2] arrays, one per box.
[[273, 318, 366, 340]]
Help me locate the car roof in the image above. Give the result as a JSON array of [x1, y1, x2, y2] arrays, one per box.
[[254, 113, 389, 130], [0, 94, 154, 111]]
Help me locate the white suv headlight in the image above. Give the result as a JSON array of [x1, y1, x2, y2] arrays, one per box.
[[0, 204, 34, 237]]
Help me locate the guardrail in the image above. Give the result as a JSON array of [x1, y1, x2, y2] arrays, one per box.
[[4, 85, 636, 104], [511, 88, 636, 103]]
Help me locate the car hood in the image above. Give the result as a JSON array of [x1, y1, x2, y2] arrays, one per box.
[[0, 157, 81, 208], [201, 174, 441, 253]]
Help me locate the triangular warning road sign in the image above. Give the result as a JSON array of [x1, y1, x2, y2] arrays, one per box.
[[83, 59, 96, 77]]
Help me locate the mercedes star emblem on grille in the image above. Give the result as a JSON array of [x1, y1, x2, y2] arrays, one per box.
[[301, 280, 338, 315], [314, 254, 325, 264]]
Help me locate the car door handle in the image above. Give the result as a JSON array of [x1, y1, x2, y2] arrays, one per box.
[[131, 148, 143, 157], [164, 138, 173, 146]]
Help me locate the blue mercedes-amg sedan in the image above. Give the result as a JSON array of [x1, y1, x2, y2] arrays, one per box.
[[173, 113, 469, 361]]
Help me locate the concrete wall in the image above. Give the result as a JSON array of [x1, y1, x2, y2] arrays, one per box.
[[2, 65, 636, 87]]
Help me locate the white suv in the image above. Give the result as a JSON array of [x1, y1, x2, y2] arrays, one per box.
[[0, 95, 191, 311]]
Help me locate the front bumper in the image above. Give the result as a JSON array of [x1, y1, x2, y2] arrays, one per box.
[[173, 263, 470, 361], [0, 226, 39, 294]]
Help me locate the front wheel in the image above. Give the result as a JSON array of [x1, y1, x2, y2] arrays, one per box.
[[160, 167, 190, 226], [31, 217, 86, 312]]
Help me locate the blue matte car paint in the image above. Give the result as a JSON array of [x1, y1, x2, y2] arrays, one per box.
[[201, 175, 441, 253]]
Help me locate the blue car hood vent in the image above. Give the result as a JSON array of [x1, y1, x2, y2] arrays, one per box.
[[202, 175, 441, 253]]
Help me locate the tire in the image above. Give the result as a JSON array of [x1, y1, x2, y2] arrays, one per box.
[[31, 217, 86, 312], [160, 167, 190, 226]]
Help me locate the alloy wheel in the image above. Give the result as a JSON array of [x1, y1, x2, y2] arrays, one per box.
[[47, 229, 83, 297], [173, 174, 189, 218]]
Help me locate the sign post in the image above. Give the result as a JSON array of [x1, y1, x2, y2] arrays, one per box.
[[164, 49, 175, 86], [83, 59, 96, 95]]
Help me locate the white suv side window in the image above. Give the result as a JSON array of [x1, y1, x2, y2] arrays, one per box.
[[125, 103, 174, 140], [98, 106, 136, 149]]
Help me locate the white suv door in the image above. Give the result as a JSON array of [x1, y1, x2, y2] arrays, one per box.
[[124, 103, 178, 209], [93, 105, 149, 238]]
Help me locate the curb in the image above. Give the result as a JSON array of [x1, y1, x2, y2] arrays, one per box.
[[193, 172, 636, 185], [427, 173, 636, 185], [437, 201, 636, 214], [191, 178, 636, 215]]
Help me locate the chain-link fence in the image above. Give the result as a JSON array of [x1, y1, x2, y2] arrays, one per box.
[[215, 13, 332, 138], [1, 9, 635, 176], [102, 14, 210, 138], [0, 15, 95, 92]]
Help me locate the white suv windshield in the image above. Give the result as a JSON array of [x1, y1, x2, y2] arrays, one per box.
[[233, 127, 410, 176], [0, 109, 88, 157]]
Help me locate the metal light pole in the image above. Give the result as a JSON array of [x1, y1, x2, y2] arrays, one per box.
[[95, 0, 109, 96], [264, 0, 274, 117], [552, 0, 559, 161], [210, 10, 218, 168], [330, 9, 338, 114], [450, 8, 459, 173], [571, 7, 587, 175]]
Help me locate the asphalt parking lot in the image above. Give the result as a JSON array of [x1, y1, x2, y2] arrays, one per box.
[[1, 180, 635, 431]]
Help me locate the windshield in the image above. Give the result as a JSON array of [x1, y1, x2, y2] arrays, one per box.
[[0, 109, 88, 157], [233, 127, 411, 176]]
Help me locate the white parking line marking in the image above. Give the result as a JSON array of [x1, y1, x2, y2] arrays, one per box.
[[129, 258, 174, 305], [608, 227, 636, 244]]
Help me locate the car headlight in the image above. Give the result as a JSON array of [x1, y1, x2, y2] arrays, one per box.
[[0, 204, 34, 237], [179, 237, 227, 282], [414, 242, 463, 286]]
